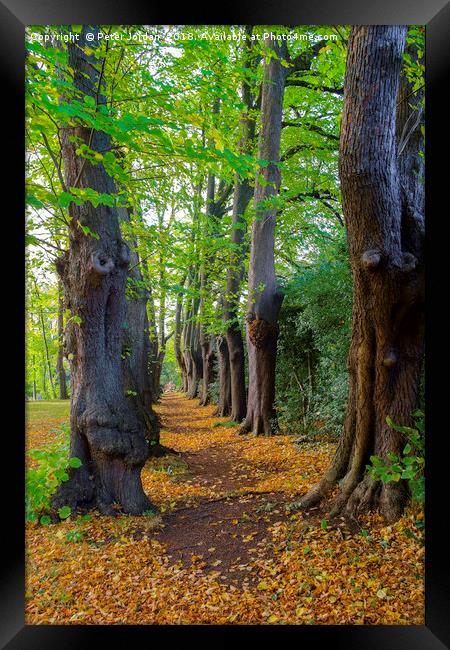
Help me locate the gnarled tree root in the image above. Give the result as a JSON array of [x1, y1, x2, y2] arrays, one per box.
[[238, 413, 273, 436], [299, 474, 407, 524]]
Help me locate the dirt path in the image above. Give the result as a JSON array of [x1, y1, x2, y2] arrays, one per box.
[[149, 393, 303, 587]]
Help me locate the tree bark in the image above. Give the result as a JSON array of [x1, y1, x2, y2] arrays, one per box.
[[239, 37, 287, 436], [214, 334, 232, 417], [224, 29, 256, 423], [52, 27, 155, 516], [174, 277, 187, 390], [57, 280, 68, 399], [146, 282, 159, 401], [299, 26, 424, 523], [183, 279, 203, 399], [199, 100, 220, 406], [120, 207, 160, 452]]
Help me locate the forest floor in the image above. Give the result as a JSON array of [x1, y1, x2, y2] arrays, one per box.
[[25, 393, 424, 625]]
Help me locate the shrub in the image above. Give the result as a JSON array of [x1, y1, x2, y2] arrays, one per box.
[[276, 245, 352, 437], [367, 410, 425, 505], [26, 423, 81, 524]]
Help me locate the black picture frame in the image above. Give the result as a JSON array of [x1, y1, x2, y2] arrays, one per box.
[[2, 0, 449, 647]]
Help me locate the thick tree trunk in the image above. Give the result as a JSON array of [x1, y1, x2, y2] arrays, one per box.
[[299, 26, 424, 523], [120, 208, 160, 452], [145, 284, 159, 402], [52, 27, 155, 516], [224, 33, 256, 423], [57, 280, 68, 400], [199, 146, 218, 406], [214, 334, 232, 417], [174, 279, 188, 390], [239, 37, 287, 436], [186, 323, 203, 399], [200, 336, 216, 406], [225, 172, 251, 422], [183, 288, 203, 399], [227, 325, 247, 421]]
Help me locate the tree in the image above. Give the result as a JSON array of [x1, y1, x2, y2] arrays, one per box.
[[223, 28, 257, 423], [56, 280, 68, 399], [215, 332, 232, 416], [299, 26, 424, 523], [120, 206, 160, 451], [52, 27, 156, 516], [239, 36, 287, 436]]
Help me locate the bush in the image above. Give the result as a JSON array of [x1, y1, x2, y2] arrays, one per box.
[[26, 423, 81, 525], [276, 243, 352, 437], [367, 411, 425, 505]]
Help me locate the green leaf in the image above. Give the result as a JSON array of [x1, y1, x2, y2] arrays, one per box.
[[58, 191, 73, 208], [58, 505, 72, 519], [68, 457, 82, 468], [40, 515, 51, 525], [83, 95, 96, 108]]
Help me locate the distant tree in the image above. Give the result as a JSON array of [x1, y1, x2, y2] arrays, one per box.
[[239, 36, 287, 436]]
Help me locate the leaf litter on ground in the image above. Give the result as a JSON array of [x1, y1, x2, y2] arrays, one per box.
[[25, 393, 424, 625]]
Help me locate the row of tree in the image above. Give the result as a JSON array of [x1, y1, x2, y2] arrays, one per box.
[[26, 24, 424, 522]]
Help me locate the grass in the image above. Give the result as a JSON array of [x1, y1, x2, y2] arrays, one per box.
[[26, 401, 70, 452], [26, 400, 70, 424]]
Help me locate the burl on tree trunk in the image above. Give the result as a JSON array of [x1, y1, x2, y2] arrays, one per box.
[[239, 37, 286, 436], [299, 26, 424, 523], [52, 27, 155, 516]]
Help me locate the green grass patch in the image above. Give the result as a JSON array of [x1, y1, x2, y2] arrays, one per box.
[[26, 400, 70, 424], [213, 420, 238, 428]]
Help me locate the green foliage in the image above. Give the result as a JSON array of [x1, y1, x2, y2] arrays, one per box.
[[367, 411, 425, 504], [160, 337, 181, 387], [26, 423, 80, 524], [65, 529, 84, 543], [213, 420, 238, 428], [276, 238, 352, 437]]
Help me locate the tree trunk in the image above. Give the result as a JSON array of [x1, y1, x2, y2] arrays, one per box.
[[32, 354, 37, 400], [239, 37, 287, 436], [183, 286, 203, 399], [186, 323, 203, 399], [146, 283, 160, 401], [120, 207, 160, 452], [174, 278, 188, 390], [214, 334, 232, 417], [199, 102, 220, 406], [199, 335, 216, 406], [299, 26, 424, 523], [57, 280, 68, 399], [52, 27, 155, 516], [224, 30, 256, 423], [33, 278, 57, 399]]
